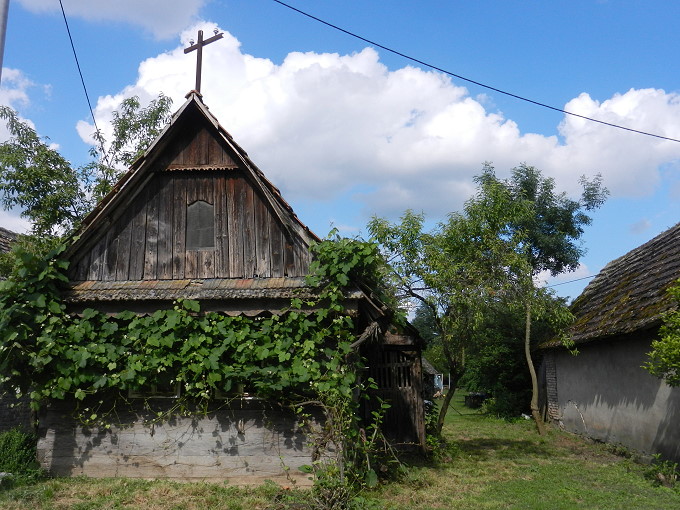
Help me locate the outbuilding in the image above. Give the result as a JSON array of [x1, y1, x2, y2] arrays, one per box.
[[35, 91, 425, 484], [541, 222, 680, 461]]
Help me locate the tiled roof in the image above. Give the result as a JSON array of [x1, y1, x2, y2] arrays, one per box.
[[0, 227, 17, 253], [566, 222, 680, 345]]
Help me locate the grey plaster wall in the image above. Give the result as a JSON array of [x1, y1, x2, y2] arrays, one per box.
[[37, 400, 318, 485], [549, 334, 680, 461]]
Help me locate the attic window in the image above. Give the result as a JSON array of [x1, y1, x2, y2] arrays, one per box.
[[186, 200, 215, 250]]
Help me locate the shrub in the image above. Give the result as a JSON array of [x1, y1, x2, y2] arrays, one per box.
[[0, 428, 42, 485], [645, 453, 679, 489]]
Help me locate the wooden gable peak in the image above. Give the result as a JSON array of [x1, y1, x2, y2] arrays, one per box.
[[66, 93, 319, 267]]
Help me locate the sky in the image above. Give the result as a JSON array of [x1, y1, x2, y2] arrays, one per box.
[[1, 0, 680, 302]]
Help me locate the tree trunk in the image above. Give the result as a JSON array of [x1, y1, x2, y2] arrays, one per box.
[[525, 300, 546, 435], [435, 372, 460, 435]]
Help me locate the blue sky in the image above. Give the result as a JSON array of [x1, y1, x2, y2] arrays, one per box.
[[1, 0, 680, 301]]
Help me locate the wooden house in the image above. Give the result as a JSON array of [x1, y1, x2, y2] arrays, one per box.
[[36, 92, 425, 484], [540, 222, 680, 461], [421, 358, 443, 399]]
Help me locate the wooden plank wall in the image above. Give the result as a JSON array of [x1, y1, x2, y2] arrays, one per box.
[[363, 347, 426, 448], [37, 402, 314, 484], [70, 171, 311, 281]]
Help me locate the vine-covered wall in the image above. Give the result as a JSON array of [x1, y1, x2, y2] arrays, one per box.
[[0, 236, 415, 482]]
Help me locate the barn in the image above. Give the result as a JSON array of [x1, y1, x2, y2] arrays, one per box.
[[541, 222, 680, 461], [35, 91, 425, 484]]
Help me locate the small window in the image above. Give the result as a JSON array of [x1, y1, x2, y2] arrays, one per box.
[[186, 200, 215, 250]]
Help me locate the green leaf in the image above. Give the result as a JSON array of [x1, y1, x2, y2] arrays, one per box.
[[365, 469, 379, 488], [48, 301, 62, 314], [82, 308, 98, 320]]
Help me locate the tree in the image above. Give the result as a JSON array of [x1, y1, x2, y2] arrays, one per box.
[[477, 163, 607, 433], [369, 163, 607, 435], [459, 291, 570, 417], [645, 281, 680, 386], [368, 176, 529, 434], [0, 94, 172, 242]]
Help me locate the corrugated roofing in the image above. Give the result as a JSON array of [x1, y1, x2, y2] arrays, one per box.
[[566, 222, 680, 345]]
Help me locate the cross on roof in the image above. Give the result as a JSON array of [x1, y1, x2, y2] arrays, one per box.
[[184, 29, 224, 94]]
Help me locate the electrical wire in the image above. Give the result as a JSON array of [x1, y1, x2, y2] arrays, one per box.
[[58, 0, 111, 166], [271, 0, 680, 144], [546, 274, 596, 287]]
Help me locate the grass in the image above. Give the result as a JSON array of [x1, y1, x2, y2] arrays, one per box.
[[1, 392, 679, 509]]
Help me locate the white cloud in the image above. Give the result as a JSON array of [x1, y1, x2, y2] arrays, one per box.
[[0, 68, 34, 109], [0, 210, 30, 234], [78, 25, 680, 220], [16, 0, 206, 39], [554, 89, 680, 197], [630, 218, 652, 234], [0, 68, 37, 141]]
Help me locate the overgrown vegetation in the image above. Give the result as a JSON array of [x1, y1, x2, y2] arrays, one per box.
[[0, 233, 404, 507], [645, 453, 679, 489], [415, 299, 569, 418], [0, 429, 42, 487]]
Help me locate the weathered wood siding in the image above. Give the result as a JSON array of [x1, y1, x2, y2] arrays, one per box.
[[37, 401, 315, 485], [70, 170, 310, 281], [363, 347, 425, 448], [70, 119, 311, 282]]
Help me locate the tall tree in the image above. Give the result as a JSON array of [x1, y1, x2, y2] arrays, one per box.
[[0, 94, 172, 239], [368, 175, 528, 434], [471, 163, 608, 434], [369, 163, 607, 435]]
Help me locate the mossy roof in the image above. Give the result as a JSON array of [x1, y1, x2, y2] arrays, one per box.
[[567, 222, 680, 345], [0, 227, 17, 253]]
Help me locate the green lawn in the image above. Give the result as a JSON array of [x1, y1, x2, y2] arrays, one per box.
[[1, 393, 678, 509], [376, 397, 680, 510]]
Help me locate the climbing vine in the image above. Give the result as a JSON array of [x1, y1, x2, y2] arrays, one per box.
[[0, 235, 390, 407], [0, 233, 399, 498]]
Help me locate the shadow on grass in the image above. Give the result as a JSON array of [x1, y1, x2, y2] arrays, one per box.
[[456, 437, 553, 461]]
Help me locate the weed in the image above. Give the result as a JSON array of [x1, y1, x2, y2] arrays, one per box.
[[645, 454, 679, 489], [0, 428, 43, 487]]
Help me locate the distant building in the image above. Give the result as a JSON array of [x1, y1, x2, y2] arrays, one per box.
[[422, 357, 443, 398], [0, 227, 16, 253], [541, 223, 680, 461]]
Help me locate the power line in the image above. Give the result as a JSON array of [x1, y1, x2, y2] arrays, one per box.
[[271, 0, 680, 144], [546, 274, 596, 287], [58, 0, 111, 166]]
